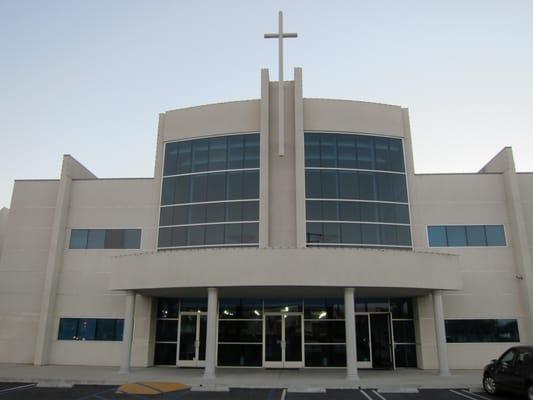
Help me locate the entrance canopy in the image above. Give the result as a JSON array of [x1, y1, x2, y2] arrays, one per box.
[[107, 247, 461, 293]]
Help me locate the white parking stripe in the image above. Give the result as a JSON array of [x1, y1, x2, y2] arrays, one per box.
[[459, 390, 492, 400], [450, 389, 481, 400], [280, 388, 286, 400], [0, 383, 35, 394], [360, 389, 375, 400], [372, 390, 387, 400]]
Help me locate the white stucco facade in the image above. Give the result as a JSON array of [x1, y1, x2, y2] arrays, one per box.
[[0, 69, 531, 376]]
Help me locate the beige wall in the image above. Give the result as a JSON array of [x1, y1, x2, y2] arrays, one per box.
[[0, 207, 9, 260], [0, 180, 58, 363], [411, 172, 526, 368], [48, 178, 157, 366]]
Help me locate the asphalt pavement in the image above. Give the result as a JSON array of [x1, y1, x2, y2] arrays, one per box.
[[0, 383, 521, 400]]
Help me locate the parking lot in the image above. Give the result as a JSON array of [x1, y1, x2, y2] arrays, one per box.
[[0, 383, 519, 400]]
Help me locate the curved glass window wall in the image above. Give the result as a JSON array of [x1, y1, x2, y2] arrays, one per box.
[[304, 132, 411, 249], [159, 134, 259, 249]]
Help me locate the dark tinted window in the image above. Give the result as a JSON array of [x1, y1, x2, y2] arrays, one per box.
[[95, 319, 119, 341], [395, 344, 417, 367], [191, 139, 209, 172], [244, 134, 260, 168], [206, 173, 226, 201], [208, 137, 227, 170], [218, 343, 262, 366], [71, 229, 141, 249], [58, 318, 123, 341], [466, 225, 486, 246], [228, 135, 244, 169], [393, 320, 416, 343], [58, 318, 78, 340], [305, 321, 346, 343], [219, 298, 263, 319], [87, 229, 105, 249], [304, 298, 344, 319], [157, 298, 180, 318], [428, 226, 447, 247], [160, 134, 259, 249], [69, 230, 88, 249], [485, 225, 506, 246], [164, 134, 259, 176], [154, 343, 177, 365], [304, 133, 410, 248], [445, 319, 520, 343], [155, 320, 178, 341], [446, 226, 467, 247], [390, 298, 413, 318], [218, 320, 262, 343], [305, 133, 405, 172], [305, 344, 346, 367], [428, 225, 506, 247]]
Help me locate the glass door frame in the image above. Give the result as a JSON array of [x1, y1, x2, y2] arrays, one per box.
[[355, 313, 373, 368], [355, 311, 395, 369], [263, 312, 304, 368], [176, 311, 208, 367]]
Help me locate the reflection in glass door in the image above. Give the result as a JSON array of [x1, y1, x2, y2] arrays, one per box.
[[370, 313, 393, 369], [355, 314, 372, 368], [264, 313, 303, 368], [177, 312, 207, 367]]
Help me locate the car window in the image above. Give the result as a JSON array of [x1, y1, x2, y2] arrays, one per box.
[[500, 349, 516, 364], [516, 350, 533, 367]]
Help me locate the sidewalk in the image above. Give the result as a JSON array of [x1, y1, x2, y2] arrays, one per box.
[[0, 364, 483, 391]]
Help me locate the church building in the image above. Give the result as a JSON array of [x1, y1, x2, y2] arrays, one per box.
[[0, 17, 532, 379]]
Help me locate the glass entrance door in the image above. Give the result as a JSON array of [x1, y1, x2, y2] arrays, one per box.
[[355, 314, 372, 368], [370, 313, 393, 369], [177, 312, 207, 367], [264, 313, 303, 368]]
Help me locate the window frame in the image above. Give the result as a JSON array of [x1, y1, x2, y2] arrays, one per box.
[[68, 229, 142, 250], [158, 133, 260, 251], [303, 131, 412, 249], [57, 317, 125, 341], [444, 318, 520, 343], [426, 224, 507, 248]]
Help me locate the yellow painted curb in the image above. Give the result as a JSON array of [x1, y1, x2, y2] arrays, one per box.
[[116, 381, 190, 395], [140, 382, 190, 393]]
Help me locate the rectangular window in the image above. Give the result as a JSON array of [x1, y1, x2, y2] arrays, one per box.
[[428, 225, 506, 247], [447, 226, 467, 247], [304, 298, 344, 319], [304, 132, 410, 249], [58, 318, 124, 341], [217, 343, 262, 366], [164, 133, 259, 177], [158, 223, 258, 249], [305, 344, 346, 367], [218, 320, 263, 343], [304, 321, 346, 343], [70, 229, 141, 249], [160, 134, 260, 249], [219, 298, 263, 319], [69, 229, 88, 249], [445, 319, 520, 343]]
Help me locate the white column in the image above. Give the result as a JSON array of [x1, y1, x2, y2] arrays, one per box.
[[344, 288, 359, 380], [203, 287, 218, 380], [119, 291, 136, 373], [432, 291, 450, 376]]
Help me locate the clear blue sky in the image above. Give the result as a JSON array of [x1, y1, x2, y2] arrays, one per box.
[[1, 0, 532, 208]]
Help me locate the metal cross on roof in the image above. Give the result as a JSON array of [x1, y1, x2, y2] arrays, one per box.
[[264, 11, 298, 157]]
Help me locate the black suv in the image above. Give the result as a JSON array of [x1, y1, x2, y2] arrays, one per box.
[[483, 346, 533, 399]]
